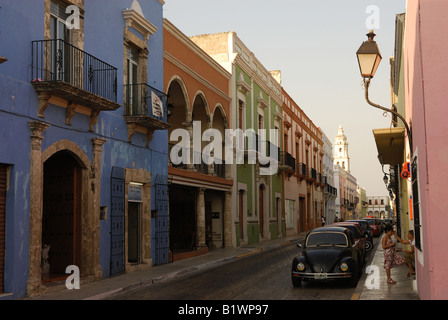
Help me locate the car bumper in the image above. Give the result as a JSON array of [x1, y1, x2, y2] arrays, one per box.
[[292, 271, 353, 280]]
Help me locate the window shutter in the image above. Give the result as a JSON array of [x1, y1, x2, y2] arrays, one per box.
[[51, 0, 70, 20]]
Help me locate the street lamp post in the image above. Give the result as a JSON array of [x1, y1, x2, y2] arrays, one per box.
[[356, 30, 413, 153], [357, 30, 409, 237]]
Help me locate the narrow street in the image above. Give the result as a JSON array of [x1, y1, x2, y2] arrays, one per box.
[[107, 238, 378, 300], [5, 0, 444, 302]]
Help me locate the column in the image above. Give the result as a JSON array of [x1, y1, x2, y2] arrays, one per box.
[[183, 120, 195, 171], [27, 121, 50, 297], [196, 188, 206, 249], [90, 138, 106, 279], [224, 191, 233, 248]]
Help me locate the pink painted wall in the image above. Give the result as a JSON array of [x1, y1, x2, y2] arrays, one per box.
[[404, 0, 448, 300]]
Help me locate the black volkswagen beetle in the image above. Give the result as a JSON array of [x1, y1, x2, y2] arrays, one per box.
[[291, 226, 362, 288], [347, 219, 374, 252]]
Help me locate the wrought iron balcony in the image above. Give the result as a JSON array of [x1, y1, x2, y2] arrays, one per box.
[[31, 39, 120, 121], [278, 151, 296, 174], [297, 163, 307, 177], [310, 168, 317, 181], [124, 83, 170, 129]]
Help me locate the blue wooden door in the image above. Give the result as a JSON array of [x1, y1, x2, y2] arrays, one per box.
[[152, 175, 169, 265], [110, 167, 125, 276]]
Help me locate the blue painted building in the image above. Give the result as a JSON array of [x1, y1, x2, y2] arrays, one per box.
[[0, 0, 169, 299]]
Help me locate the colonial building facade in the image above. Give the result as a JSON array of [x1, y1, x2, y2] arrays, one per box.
[[190, 32, 284, 246], [281, 89, 324, 234], [366, 196, 391, 218], [321, 129, 337, 224], [0, 0, 168, 299], [163, 19, 233, 260]]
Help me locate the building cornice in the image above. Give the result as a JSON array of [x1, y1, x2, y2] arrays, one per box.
[[164, 51, 231, 103], [164, 19, 231, 81], [230, 33, 282, 106]]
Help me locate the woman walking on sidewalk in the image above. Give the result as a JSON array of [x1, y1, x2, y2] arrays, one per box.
[[382, 224, 404, 284]]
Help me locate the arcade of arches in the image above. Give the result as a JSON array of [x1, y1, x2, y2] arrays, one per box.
[[166, 78, 233, 261]]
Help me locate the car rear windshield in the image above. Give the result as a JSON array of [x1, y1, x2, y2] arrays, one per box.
[[364, 219, 375, 224], [306, 232, 348, 247], [349, 221, 368, 231]]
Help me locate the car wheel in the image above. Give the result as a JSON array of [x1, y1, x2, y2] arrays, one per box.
[[365, 240, 373, 252], [291, 274, 302, 288], [349, 264, 359, 287]]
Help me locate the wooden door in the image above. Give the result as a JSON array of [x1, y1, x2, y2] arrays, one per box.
[[43, 152, 81, 275], [259, 185, 264, 238], [0, 165, 6, 293], [299, 197, 305, 233], [205, 202, 212, 247], [110, 168, 125, 276], [238, 191, 244, 240]]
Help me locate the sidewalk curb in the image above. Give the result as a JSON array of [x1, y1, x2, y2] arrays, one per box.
[[100, 237, 303, 300], [24, 235, 306, 300], [351, 240, 381, 300]]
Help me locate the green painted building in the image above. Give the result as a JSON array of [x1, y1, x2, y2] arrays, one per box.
[[191, 32, 284, 246]]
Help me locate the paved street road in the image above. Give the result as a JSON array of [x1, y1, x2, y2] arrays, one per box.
[[108, 238, 378, 300]]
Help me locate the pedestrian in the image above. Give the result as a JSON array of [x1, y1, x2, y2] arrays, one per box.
[[394, 230, 415, 278], [321, 216, 326, 226], [382, 224, 404, 284]]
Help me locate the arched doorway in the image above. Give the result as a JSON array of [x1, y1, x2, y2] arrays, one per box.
[[42, 151, 82, 283]]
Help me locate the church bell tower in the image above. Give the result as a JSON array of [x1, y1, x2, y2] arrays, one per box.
[[334, 125, 350, 172]]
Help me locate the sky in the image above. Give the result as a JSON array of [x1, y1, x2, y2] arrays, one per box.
[[163, 0, 407, 197]]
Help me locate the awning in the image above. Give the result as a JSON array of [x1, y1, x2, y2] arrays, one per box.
[[373, 127, 405, 165]]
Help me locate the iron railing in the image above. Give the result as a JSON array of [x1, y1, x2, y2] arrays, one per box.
[[280, 152, 296, 171], [310, 168, 317, 180], [214, 161, 226, 178], [124, 83, 166, 121], [31, 39, 117, 102], [298, 163, 307, 176]]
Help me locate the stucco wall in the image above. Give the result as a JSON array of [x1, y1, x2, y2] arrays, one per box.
[[404, 0, 448, 300]]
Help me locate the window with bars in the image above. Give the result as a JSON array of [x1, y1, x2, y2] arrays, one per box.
[[412, 155, 422, 251]]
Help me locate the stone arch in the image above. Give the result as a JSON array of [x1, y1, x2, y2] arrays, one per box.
[[211, 103, 228, 129], [166, 75, 191, 119], [42, 139, 91, 169], [257, 178, 269, 240], [191, 90, 211, 128], [28, 136, 104, 296]]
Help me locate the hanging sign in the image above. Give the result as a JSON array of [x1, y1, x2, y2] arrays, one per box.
[[401, 162, 411, 179], [152, 91, 163, 118]]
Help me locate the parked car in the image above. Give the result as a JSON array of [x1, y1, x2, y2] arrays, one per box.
[[291, 226, 363, 288], [331, 222, 366, 264], [364, 218, 382, 237], [347, 219, 374, 252]]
